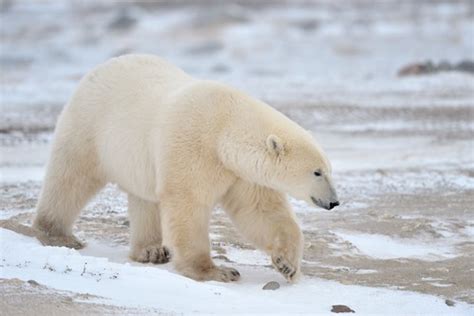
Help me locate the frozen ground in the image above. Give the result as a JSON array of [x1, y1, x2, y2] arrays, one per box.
[[2, 228, 473, 315], [1, 0, 474, 314]]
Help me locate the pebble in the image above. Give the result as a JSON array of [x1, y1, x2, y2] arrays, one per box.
[[27, 280, 39, 286], [445, 299, 455, 307], [331, 305, 355, 313], [262, 281, 280, 290]]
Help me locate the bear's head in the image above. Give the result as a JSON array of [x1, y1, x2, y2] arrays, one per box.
[[219, 127, 339, 210], [262, 134, 339, 210]]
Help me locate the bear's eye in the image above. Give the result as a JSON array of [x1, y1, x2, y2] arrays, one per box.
[[314, 171, 321, 177]]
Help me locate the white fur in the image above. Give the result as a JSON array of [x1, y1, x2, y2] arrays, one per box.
[[33, 54, 337, 282]]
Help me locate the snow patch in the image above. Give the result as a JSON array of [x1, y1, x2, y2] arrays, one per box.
[[334, 231, 456, 261], [221, 246, 270, 266]]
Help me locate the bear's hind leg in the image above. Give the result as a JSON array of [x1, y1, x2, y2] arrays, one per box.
[[160, 194, 240, 282], [33, 146, 104, 249], [128, 194, 170, 264]]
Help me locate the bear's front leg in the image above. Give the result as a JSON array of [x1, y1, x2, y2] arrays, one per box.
[[160, 194, 240, 282], [222, 179, 304, 282], [270, 223, 304, 282]]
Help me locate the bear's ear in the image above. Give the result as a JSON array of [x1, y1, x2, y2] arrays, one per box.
[[266, 135, 284, 155]]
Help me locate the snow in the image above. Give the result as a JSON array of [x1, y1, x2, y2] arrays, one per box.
[[0, 166, 44, 182], [1, 228, 472, 315], [2, 1, 473, 108], [463, 226, 474, 238], [334, 231, 456, 261], [220, 246, 270, 266]]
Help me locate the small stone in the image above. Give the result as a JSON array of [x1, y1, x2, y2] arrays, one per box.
[[331, 305, 355, 313], [445, 299, 455, 307], [262, 281, 280, 290], [398, 63, 426, 76], [27, 280, 39, 286]]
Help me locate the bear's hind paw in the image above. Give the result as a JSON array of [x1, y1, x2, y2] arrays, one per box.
[[38, 234, 85, 250], [200, 266, 240, 282], [132, 244, 171, 264]]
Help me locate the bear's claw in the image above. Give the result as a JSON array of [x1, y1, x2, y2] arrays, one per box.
[[134, 245, 171, 264], [179, 264, 240, 282], [272, 255, 298, 282], [215, 266, 240, 282]]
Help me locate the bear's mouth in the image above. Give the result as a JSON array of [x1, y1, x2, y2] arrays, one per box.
[[311, 196, 323, 209], [311, 196, 335, 211]]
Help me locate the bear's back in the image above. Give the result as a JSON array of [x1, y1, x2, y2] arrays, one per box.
[[79, 54, 193, 101], [62, 54, 195, 132]]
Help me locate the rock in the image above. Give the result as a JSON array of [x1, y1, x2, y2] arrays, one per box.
[[262, 281, 280, 290], [455, 60, 474, 73], [27, 280, 39, 286], [398, 59, 474, 76], [398, 62, 431, 76], [437, 60, 451, 71], [445, 299, 455, 307], [331, 305, 355, 313], [424, 61, 436, 72]]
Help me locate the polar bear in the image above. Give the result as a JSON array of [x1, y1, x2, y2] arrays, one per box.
[[33, 54, 339, 282]]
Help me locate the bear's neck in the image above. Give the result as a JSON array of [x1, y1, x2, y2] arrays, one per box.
[[216, 97, 302, 188]]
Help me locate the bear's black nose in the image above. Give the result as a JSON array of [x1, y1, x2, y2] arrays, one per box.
[[328, 201, 340, 210]]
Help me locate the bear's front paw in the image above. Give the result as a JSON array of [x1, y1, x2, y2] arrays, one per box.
[[131, 244, 171, 264], [272, 255, 300, 282]]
